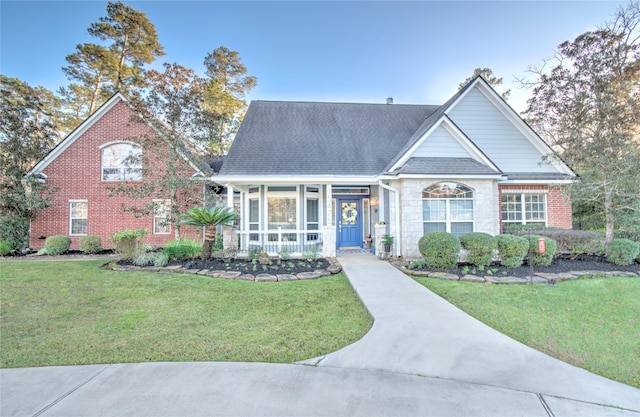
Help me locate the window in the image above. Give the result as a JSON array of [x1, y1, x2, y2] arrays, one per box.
[[70, 200, 88, 235], [422, 183, 474, 237], [501, 193, 546, 226], [153, 199, 171, 234], [101, 143, 142, 181]]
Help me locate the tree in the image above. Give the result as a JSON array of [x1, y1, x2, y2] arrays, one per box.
[[0, 75, 58, 251], [180, 206, 238, 259], [88, 0, 164, 93], [62, 43, 116, 115], [198, 46, 257, 156], [524, 1, 640, 248], [107, 63, 208, 240], [459, 67, 511, 99]]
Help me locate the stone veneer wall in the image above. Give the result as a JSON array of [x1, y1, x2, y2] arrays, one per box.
[[391, 179, 500, 259]]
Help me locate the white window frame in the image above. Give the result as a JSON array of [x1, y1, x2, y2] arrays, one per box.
[[100, 141, 142, 182], [153, 199, 171, 235], [501, 192, 547, 226], [69, 200, 88, 236], [422, 183, 474, 237]]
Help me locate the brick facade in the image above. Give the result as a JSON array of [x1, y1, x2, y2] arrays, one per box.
[[498, 184, 573, 231], [29, 99, 203, 250]]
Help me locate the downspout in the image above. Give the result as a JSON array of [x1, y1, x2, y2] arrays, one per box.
[[378, 180, 401, 258]]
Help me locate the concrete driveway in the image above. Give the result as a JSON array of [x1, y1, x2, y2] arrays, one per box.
[[2, 254, 639, 416]]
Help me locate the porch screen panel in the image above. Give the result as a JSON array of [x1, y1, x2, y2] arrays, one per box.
[[249, 198, 259, 240], [306, 198, 319, 241], [268, 197, 297, 242]]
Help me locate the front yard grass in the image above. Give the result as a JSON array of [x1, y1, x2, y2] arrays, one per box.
[[0, 260, 372, 368], [415, 276, 640, 389]]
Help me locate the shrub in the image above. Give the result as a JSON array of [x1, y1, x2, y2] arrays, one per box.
[[519, 229, 605, 257], [503, 224, 559, 235], [525, 235, 557, 267], [418, 232, 461, 269], [607, 238, 640, 266], [278, 247, 292, 261], [248, 245, 262, 261], [44, 235, 72, 255], [133, 252, 156, 267], [496, 234, 529, 268], [79, 235, 103, 254], [459, 232, 496, 268], [154, 252, 169, 267], [0, 240, 13, 256], [111, 229, 148, 260], [162, 239, 202, 260]]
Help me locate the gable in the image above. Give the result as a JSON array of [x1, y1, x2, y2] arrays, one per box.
[[411, 124, 469, 158], [27, 93, 207, 179], [446, 84, 566, 175]]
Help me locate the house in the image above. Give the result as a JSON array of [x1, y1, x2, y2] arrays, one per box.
[[212, 77, 576, 258], [26, 93, 208, 251]]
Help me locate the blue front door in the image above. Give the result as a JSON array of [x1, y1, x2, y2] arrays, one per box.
[[337, 198, 362, 247]]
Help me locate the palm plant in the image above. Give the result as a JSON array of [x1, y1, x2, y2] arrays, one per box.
[[180, 205, 238, 259]]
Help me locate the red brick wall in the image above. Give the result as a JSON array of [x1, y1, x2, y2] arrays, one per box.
[[498, 184, 573, 231], [29, 100, 203, 250]]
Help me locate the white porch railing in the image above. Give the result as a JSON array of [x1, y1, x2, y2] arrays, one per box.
[[234, 228, 324, 256]]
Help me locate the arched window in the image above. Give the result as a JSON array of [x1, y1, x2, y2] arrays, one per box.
[[101, 143, 142, 181], [422, 182, 474, 236]]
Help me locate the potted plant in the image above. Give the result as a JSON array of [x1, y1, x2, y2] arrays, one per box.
[[381, 234, 394, 253]]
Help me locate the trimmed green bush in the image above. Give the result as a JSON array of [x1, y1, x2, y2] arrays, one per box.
[[0, 240, 13, 256], [162, 239, 202, 260], [44, 235, 72, 255], [78, 235, 103, 254], [418, 232, 461, 269], [607, 238, 640, 266], [526, 235, 557, 267], [459, 232, 496, 268], [496, 234, 529, 268], [111, 229, 148, 260]]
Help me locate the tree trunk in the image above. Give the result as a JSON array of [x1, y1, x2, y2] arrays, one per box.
[[202, 225, 215, 259], [603, 175, 615, 255]]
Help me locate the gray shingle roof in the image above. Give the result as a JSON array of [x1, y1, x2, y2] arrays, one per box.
[[219, 101, 439, 176], [393, 157, 502, 176]]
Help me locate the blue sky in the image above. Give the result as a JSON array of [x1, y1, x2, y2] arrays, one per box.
[[0, 0, 627, 111]]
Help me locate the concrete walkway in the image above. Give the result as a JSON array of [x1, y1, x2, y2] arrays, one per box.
[[2, 254, 639, 416]]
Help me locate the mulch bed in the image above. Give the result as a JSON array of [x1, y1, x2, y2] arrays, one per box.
[[177, 258, 331, 275], [401, 254, 640, 279]]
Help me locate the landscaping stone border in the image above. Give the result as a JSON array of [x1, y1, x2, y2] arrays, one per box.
[[399, 265, 640, 284], [105, 257, 343, 282]]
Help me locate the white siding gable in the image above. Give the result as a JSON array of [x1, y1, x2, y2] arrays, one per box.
[[412, 125, 469, 158], [447, 86, 558, 173]]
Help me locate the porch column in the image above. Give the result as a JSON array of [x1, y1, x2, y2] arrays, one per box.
[[226, 184, 234, 208], [325, 184, 333, 226]]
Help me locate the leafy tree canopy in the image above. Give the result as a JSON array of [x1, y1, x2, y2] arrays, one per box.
[[459, 67, 511, 99], [524, 1, 640, 245]]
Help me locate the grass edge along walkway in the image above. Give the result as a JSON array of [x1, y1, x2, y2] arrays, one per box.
[[0, 260, 372, 368], [416, 276, 640, 389]]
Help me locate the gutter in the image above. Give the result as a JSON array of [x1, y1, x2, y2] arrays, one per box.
[[378, 180, 401, 258]]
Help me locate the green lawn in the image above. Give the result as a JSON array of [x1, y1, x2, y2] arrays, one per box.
[[415, 276, 640, 389], [0, 260, 372, 368]]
